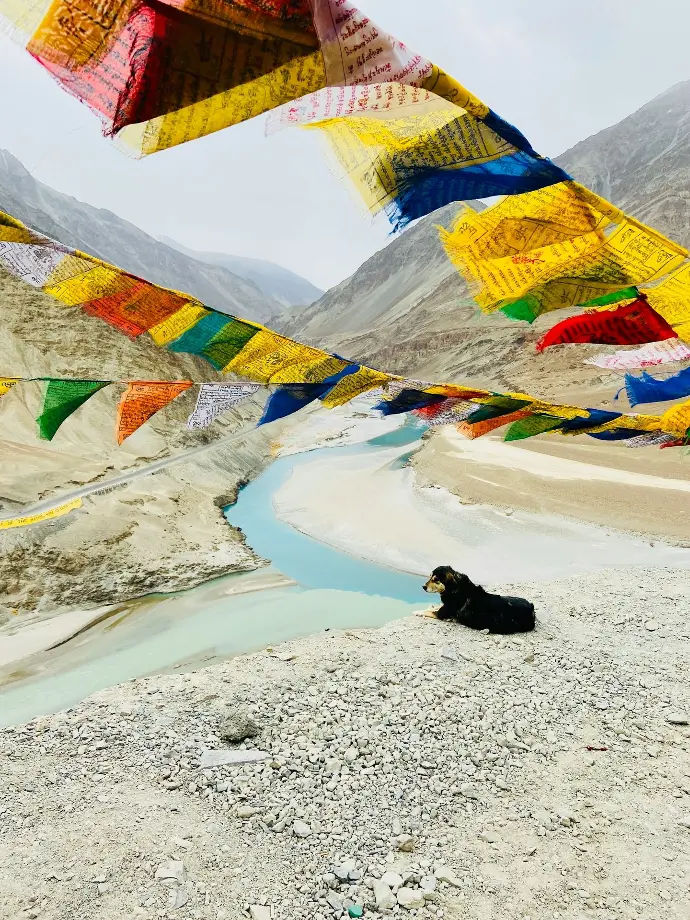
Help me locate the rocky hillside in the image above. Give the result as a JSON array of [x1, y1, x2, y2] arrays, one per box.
[[0, 149, 284, 323], [282, 82, 690, 401], [555, 80, 690, 249], [160, 236, 323, 310], [0, 266, 276, 618]]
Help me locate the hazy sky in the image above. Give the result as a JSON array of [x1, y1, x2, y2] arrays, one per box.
[[1, 0, 689, 290]]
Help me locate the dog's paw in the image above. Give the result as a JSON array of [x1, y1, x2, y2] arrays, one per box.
[[419, 607, 440, 619]]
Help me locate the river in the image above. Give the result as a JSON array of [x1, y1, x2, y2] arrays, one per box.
[[1, 416, 688, 728]]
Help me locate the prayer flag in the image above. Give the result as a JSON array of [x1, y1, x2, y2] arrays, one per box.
[[585, 340, 690, 370], [37, 379, 110, 440], [504, 415, 565, 441], [440, 182, 687, 321], [186, 383, 260, 429], [0, 377, 20, 398], [116, 381, 192, 445], [624, 367, 690, 408], [536, 298, 678, 351]]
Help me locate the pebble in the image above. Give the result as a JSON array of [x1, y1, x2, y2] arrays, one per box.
[[293, 821, 312, 838], [249, 907, 272, 920], [373, 880, 396, 910], [218, 711, 261, 743], [397, 887, 425, 909], [395, 834, 415, 852], [155, 861, 185, 885], [665, 711, 689, 726], [434, 867, 462, 888], [381, 871, 403, 892]]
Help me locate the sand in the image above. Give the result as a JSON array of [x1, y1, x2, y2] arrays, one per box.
[[414, 428, 690, 542]]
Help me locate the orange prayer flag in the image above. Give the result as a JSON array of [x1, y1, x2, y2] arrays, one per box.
[[115, 381, 193, 445], [457, 409, 532, 440]]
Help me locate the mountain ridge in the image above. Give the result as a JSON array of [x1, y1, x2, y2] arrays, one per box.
[[159, 235, 323, 310], [0, 149, 307, 323]]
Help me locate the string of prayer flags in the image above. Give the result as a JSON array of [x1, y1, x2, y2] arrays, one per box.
[[3, 0, 570, 229], [536, 298, 678, 352], [412, 400, 476, 427], [37, 379, 110, 441], [624, 367, 690, 408], [116, 381, 193, 445], [440, 182, 687, 321], [186, 383, 260, 430], [585, 340, 690, 371]]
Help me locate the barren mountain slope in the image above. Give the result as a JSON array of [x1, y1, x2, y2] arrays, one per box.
[[0, 150, 283, 322], [0, 267, 274, 621]]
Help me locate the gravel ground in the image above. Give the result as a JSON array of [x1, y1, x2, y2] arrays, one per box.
[[1, 567, 690, 920]]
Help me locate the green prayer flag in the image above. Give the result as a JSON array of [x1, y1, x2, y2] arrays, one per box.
[[466, 397, 531, 424], [579, 287, 639, 309], [37, 379, 110, 441], [505, 414, 565, 441]]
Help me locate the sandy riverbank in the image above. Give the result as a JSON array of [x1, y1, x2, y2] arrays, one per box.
[[2, 566, 689, 920], [414, 427, 690, 542], [273, 434, 690, 581]]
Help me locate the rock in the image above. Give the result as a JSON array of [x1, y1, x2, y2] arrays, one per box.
[[169, 888, 189, 910], [237, 806, 262, 820], [155, 861, 185, 885], [335, 859, 357, 882], [421, 876, 439, 902], [441, 646, 459, 662], [249, 907, 272, 920], [665, 711, 689, 726], [293, 820, 312, 838], [199, 750, 269, 768], [326, 892, 344, 912], [218, 711, 260, 743], [344, 747, 359, 763], [459, 782, 481, 800], [395, 834, 415, 852], [381, 871, 403, 892], [397, 888, 425, 909], [645, 621, 660, 631], [434, 866, 462, 888], [373, 880, 396, 910]]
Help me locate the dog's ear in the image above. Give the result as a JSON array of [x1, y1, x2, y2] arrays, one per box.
[[439, 567, 460, 587]]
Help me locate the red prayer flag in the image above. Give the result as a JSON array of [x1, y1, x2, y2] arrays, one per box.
[[536, 298, 678, 352]]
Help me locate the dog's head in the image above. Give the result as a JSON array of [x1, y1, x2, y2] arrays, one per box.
[[423, 566, 464, 594]]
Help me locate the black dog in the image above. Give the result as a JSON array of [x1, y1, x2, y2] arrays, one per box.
[[423, 565, 535, 634]]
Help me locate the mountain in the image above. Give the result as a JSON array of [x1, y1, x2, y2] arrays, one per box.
[[0, 149, 283, 323], [555, 80, 690, 249], [281, 82, 690, 399], [160, 236, 323, 309]]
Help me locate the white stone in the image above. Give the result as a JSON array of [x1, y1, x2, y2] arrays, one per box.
[[434, 866, 462, 888], [397, 887, 425, 909], [293, 820, 312, 838], [381, 871, 403, 892], [249, 907, 272, 920], [155, 861, 185, 885], [373, 880, 396, 910]]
